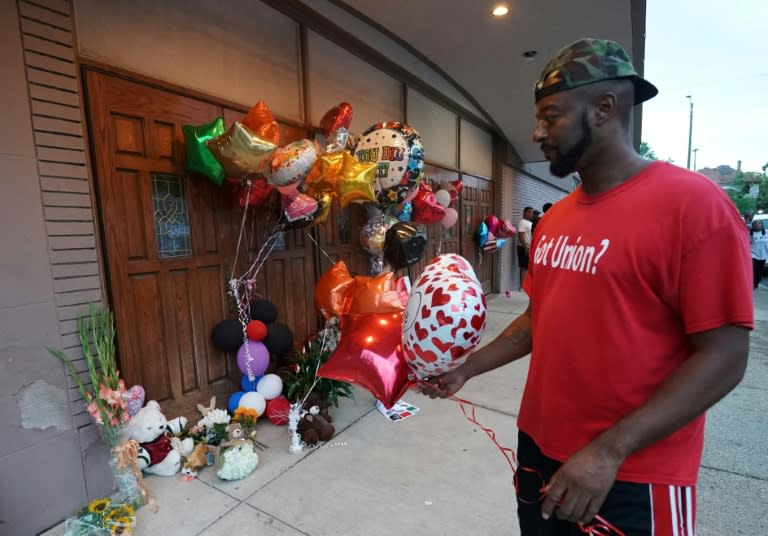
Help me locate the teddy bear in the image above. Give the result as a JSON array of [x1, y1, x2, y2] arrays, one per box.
[[128, 400, 194, 476], [215, 422, 259, 481], [296, 392, 335, 446]]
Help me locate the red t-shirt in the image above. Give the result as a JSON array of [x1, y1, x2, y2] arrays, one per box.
[[520, 162, 753, 486]]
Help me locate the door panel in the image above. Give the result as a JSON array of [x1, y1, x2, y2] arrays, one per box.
[[86, 71, 236, 415], [459, 173, 494, 293]]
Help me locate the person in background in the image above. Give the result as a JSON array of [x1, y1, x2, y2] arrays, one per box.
[[423, 38, 752, 535], [531, 210, 542, 232], [517, 206, 534, 289], [750, 219, 768, 289], [532, 203, 553, 234]]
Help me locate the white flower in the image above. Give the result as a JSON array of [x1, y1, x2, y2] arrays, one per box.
[[196, 409, 230, 430]]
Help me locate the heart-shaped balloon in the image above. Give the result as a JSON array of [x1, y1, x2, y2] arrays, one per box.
[[227, 177, 275, 209], [411, 182, 445, 224], [123, 385, 145, 417], [319, 102, 354, 137], [484, 214, 500, 235]]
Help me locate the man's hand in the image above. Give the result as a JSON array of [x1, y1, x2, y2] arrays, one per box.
[[419, 367, 468, 399], [541, 441, 623, 525]]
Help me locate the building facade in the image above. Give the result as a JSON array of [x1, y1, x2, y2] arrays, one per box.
[[0, 1, 644, 533]]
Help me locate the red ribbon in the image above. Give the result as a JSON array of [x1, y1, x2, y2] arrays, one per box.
[[417, 380, 625, 536]]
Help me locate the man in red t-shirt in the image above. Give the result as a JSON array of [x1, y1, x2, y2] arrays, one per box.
[[423, 38, 753, 535]]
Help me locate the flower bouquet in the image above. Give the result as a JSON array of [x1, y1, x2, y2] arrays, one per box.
[[64, 497, 136, 536], [48, 305, 129, 446], [49, 306, 148, 516]]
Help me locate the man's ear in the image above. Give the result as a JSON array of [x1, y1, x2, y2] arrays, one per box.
[[594, 92, 618, 125]]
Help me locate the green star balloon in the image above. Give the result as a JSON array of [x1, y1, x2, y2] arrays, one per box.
[[182, 117, 226, 185]]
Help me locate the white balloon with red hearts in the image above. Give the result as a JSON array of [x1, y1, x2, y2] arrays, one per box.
[[421, 253, 479, 284], [402, 254, 487, 380]]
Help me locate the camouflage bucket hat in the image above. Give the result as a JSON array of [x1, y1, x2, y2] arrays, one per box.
[[534, 38, 658, 105]]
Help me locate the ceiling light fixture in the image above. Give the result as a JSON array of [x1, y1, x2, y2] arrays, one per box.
[[492, 5, 509, 17]]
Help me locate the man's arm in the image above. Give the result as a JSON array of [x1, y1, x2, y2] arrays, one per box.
[[423, 301, 533, 397], [462, 301, 533, 378], [543, 324, 750, 524]]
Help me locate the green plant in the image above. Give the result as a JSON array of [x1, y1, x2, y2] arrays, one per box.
[[281, 324, 354, 408], [48, 305, 129, 445]]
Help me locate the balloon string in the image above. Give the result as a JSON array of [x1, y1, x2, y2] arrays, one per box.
[[230, 180, 253, 281], [306, 232, 336, 267], [414, 380, 625, 535], [240, 223, 284, 284]]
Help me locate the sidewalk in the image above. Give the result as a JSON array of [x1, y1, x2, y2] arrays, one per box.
[[43, 289, 767, 535]]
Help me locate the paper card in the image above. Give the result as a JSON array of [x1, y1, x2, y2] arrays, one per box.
[[376, 399, 420, 422]]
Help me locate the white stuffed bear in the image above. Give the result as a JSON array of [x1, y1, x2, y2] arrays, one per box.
[[128, 400, 194, 476]]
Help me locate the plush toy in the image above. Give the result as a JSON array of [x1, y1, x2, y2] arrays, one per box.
[[216, 423, 259, 481], [181, 443, 213, 479], [297, 392, 335, 446], [128, 400, 194, 476]]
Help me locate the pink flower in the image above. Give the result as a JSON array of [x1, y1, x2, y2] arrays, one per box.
[[85, 400, 103, 424]]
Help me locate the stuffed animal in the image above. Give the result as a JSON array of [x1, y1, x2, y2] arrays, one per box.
[[297, 393, 335, 446], [215, 423, 259, 481], [128, 400, 194, 476], [181, 443, 213, 478]]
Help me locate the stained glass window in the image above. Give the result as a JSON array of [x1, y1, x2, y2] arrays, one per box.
[[152, 174, 191, 257]]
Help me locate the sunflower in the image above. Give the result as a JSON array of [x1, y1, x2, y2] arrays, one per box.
[[105, 504, 135, 521], [108, 516, 135, 535], [87, 497, 111, 514]]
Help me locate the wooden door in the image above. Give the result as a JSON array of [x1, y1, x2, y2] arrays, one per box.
[[86, 71, 236, 416], [459, 174, 494, 293], [407, 165, 461, 281], [316, 200, 370, 277], [222, 109, 318, 342]]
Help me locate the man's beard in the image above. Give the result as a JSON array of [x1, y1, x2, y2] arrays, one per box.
[[547, 112, 592, 178]]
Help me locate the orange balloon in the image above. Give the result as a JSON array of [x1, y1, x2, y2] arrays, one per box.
[[304, 151, 343, 196], [346, 272, 404, 315], [242, 101, 280, 145], [314, 261, 355, 319]]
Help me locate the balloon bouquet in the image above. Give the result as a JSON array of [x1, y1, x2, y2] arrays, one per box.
[[477, 214, 516, 252], [353, 122, 463, 273], [316, 252, 487, 409]]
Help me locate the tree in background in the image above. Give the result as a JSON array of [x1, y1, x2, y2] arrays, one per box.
[[639, 141, 657, 160], [725, 171, 768, 215]]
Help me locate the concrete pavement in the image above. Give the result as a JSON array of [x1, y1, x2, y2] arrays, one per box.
[[43, 289, 767, 535]]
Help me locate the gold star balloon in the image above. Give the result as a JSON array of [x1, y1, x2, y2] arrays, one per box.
[[205, 121, 277, 178], [304, 151, 344, 196], [337, 152, 377, 208]]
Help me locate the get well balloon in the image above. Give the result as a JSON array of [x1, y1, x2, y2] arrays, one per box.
[[354, 122, 424, 206], [402, 254, 487, 379], [264, 139, 318, 188]]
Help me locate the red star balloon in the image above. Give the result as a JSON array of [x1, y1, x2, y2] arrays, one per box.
[[317, 312, 414, 409]]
